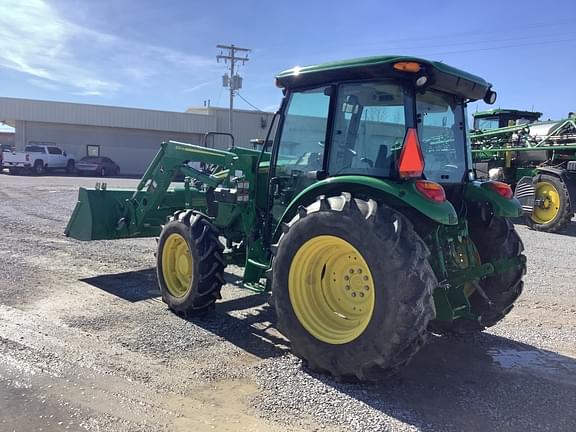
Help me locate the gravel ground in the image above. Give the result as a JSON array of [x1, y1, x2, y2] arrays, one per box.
[[0, 173, 575, 432]]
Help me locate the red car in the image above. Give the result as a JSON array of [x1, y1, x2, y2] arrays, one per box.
[[76, 156, 120, 177]]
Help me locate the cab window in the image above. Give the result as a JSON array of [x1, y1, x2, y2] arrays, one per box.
[[328, 82, 407, 178], [416, 91, 467, 183], [276, 87, 329, 173], [25, 145, 45, 153], [271, 87, 330, 220], [475, 117, 499, 130]]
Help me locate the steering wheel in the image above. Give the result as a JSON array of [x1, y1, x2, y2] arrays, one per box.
[[318, 141, 357, 157], [442, 164, 459, 172]]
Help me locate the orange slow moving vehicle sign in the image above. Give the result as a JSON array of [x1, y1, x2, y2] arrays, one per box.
[[398, 128, 425, 178]]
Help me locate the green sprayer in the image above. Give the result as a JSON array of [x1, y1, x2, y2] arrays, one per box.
[[471, 109, 576, 232]]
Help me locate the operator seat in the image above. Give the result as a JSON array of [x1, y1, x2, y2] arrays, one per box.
[[374, 144, 389, 169]]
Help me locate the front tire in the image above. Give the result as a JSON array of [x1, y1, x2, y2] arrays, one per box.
[[157, 210, 225, 314], [272, 193, 436, 381]]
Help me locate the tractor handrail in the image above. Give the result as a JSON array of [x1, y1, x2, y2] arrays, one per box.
[[201, 132, 235, 148], [123, 141, 237, 236]]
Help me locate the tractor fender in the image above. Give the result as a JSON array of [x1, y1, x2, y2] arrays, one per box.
[[275, 176, 458, 239], [463, 181, 522, 218], [534, 167, 576, 213]]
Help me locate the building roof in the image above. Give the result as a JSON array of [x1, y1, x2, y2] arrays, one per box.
[[186, 106, 274, 115], [0, 123, 14, 133], [0, 97, 216, 133]]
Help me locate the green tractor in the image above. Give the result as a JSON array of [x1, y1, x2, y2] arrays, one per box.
[[471, 109, 576, 232], [66, 56, 526, 381]]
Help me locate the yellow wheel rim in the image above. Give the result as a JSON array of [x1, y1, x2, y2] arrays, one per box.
[[288, 235, 375, 345], [532, 181, 560, 224], [161, 233, 193, 298]]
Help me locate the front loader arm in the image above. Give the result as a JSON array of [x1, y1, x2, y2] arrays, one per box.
[[125, 141, 238, 234], [66, 141, 239, 240]]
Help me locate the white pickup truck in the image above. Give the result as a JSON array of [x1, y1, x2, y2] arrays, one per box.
[[2, 145, 76, 175]]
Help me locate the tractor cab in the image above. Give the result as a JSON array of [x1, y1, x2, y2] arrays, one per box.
[[266, 56, 504, 228], [473, 109, 542, 130]]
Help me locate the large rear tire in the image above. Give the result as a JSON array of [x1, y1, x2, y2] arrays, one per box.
[[469, 215, 526, 328], [432, 215, 526, 334], [271, 193, 436, 381], [528, 174, 573, 233], [157, 210, 225, 314]]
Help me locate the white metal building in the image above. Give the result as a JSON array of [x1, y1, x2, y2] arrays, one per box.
[[0, 97, 274, 175]]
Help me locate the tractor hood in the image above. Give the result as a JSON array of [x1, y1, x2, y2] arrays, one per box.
[[276, 55, 492, 102]]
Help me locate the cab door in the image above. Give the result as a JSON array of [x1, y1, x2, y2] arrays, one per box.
[[268, 86, 332, 225]]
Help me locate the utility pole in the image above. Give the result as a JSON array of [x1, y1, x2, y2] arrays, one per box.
[[216, 44, 250, 135]]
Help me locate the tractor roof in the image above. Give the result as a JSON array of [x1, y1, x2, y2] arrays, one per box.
[[473, 108, 542, 119], [276, 55, 492, 101]]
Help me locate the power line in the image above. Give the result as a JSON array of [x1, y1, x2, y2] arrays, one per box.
[[423, 36, 576, 56], [305, 19, 575, 59], [216, 44, 251, 134], [216, 85, 223, 107], [368, 18, 575, 46], [236, 92, 263, 112], [385, 31, 576, 52]]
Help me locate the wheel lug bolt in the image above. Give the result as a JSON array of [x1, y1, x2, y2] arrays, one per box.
[[344, 275, 350, 281], [359, 292, 364, 297], [351, 292, 357, 297], [363, 276, 368, 281], [364, 285, 369, 291], [345, 285, 350, 290], [357, 269, 362, 274], [349, 269, 354, 274]]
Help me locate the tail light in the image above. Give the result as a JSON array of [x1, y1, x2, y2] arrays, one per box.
[[398, 128, 425, 178], [487, 181, 513, 199], [415, 180, 446, 203]]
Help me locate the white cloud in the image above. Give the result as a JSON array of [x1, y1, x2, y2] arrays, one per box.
[[0, 0, 117, 95], [0, 0, 216, 97], [183, 81, 212, 93], [27, 78, 61, 91]]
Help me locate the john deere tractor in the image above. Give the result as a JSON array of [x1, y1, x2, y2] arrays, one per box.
[[66, 56, 526, 381], [471, 109, 576, 233]]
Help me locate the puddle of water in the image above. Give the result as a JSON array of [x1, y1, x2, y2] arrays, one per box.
[[488, 346, 576, 383], [166, 379, 299, 432]]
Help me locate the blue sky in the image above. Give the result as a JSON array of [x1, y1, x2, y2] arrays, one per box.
[[0, 0, 575, 120]]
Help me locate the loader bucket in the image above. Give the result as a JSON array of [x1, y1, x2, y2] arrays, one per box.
[[65, 186, 205, 241], [65, 187, 139, 241]]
